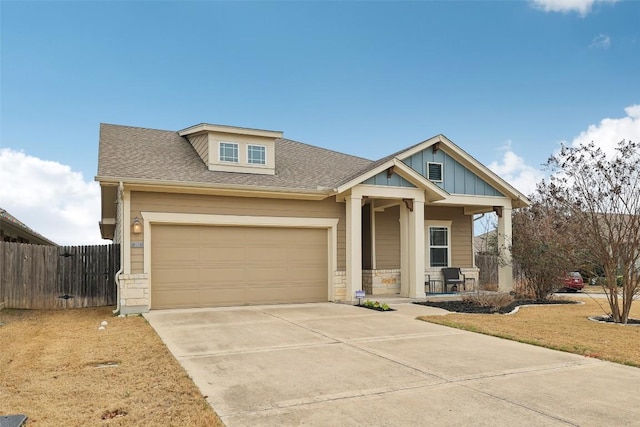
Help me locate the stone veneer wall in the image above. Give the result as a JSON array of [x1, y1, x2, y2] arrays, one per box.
[[333, 271, 346, 301], [118, 273, 149, 315], [362, 269, 401, 295]]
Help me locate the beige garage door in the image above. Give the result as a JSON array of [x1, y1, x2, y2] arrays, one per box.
[[151, 224, 328, 309]]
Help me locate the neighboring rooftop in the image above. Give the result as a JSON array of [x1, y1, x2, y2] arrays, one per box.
[[0, 207, 57, 245]]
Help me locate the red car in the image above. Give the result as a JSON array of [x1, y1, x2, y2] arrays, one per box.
[[562, 272, 585, 292]]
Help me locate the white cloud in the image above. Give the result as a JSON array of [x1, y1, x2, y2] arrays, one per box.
[[489, 142, 545, 197], [489, 105, 640, 198], [0, 149, 108, 245], [568, 105, 640, 156], [530, 0, 618, 16], [589, 33, 611, 49]]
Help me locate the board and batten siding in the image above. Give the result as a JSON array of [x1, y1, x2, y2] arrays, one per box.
[[375, 205, 401, 269], [403, 149, 504, 197], [129, 191, 346, 274]]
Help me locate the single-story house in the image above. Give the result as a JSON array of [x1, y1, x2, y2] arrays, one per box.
[[0, 207, 57, 245], [97, 123, 530, 314]]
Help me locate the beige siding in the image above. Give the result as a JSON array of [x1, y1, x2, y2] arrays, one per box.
[[375, 205, 400, 269], [425, 206, 473, 267], [129, 191, 346, 273], [186, 134, 208, 164]]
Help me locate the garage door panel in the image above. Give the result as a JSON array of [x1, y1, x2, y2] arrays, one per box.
[[153, 267, 201, 285], [151, 224, 328, 308], [288, 266, 327, 278], [247, 286, 324, 304], [245, 247, 288, 262], [245, 266, 289, 281], [288, 248, 326, 262], [199, 247, 247, 262], [153, 247, 201, 263], [153, 287, 247, 309]]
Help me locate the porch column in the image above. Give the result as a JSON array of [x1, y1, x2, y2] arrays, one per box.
[[399, 203, 410, 297], [409, 199, 425, 298], [497, 205, 513, 292], [346, 194, 362, 302]]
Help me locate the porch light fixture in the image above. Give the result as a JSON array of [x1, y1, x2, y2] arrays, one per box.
[[132, 216, 142, 234]]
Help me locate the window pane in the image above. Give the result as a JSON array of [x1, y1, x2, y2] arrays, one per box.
[[430, 227, 447, 246], [220, 143, 238, 162], [430, 248, 448, 267], [248, 145, 266, 165]]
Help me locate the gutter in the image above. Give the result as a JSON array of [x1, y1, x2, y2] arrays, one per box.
[[112, 182, 124, 315], [95, 176, 337, 199]]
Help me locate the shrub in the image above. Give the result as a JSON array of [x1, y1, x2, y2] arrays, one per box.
[[362, 300, 392, 311], [512, 277, 539, 300], [462, 292, 513, 311], [479, 283, 499, 292]]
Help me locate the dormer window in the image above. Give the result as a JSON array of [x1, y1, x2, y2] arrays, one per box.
[[219, 142, 239, 163], [247, 145, 266, 165], [179, 123, 280, 175]]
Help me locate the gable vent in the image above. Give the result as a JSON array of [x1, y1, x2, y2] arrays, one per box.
[[427, 162, 443, 182]]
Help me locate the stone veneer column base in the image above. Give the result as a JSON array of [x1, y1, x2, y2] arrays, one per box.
[[118, 273, 150, 315], [333, 271, 347, 301], [363, 269, 401, 295]]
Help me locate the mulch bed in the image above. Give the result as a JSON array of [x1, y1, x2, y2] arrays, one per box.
[[589, 316, 640, 325], [356, 305, 396, 312], [414, 299, 578, 314]]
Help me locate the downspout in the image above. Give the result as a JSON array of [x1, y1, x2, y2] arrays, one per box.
[[112, 182, 124, 315]]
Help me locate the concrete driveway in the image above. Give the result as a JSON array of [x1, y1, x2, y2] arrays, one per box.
[[144, 302, 640, 426]]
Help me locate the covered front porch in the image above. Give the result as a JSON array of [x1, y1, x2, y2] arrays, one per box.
[[338, 182, 514, 303]]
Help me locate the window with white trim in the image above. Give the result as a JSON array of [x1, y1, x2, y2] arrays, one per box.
[[425, 220, 452, 268], [427, 162, 443, 182], [219, 142, 238, 163], [247, 144, 266, 165]]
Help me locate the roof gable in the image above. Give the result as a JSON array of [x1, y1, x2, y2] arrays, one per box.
[[402, 147, 504, 197], [337, 134, 530, 207], [363, 171, 416, 188]]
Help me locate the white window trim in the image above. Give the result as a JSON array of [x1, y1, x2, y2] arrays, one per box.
[[425, 220, 452, 268], [427, 162, 443, 182], [247, 144, 267, 165], [219, 142, 239, 163]]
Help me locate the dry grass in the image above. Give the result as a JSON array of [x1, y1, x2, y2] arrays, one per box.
[[0, 307, 224, 426], [419, 298, 640, 367], [580, 285, 607, 294]]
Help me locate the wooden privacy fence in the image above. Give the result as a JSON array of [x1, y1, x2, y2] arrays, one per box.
[[475, 253, 523, 288], [475, 254, 499, 286], [0, 242, 120, 309]]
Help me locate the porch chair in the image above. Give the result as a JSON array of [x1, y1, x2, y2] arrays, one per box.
[[441, 267, 466, 293]]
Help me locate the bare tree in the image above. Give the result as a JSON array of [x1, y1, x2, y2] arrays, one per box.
[[511, 199, 577, 300], [542, 140, 640, 323]]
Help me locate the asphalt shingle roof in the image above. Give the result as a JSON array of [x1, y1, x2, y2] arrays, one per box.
[[0, 207, 57, 245], [97, 124, 374, 192]]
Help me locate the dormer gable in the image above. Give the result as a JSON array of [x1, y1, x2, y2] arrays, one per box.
[[178, 123, 282, 175]]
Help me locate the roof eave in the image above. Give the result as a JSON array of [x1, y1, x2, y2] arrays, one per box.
[[334, 158, 449, 202], [178, 123, 283, 138], [95, 176, 336, 201]]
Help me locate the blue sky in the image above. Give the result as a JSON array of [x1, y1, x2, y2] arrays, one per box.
[[1, 0, 639, 244]]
